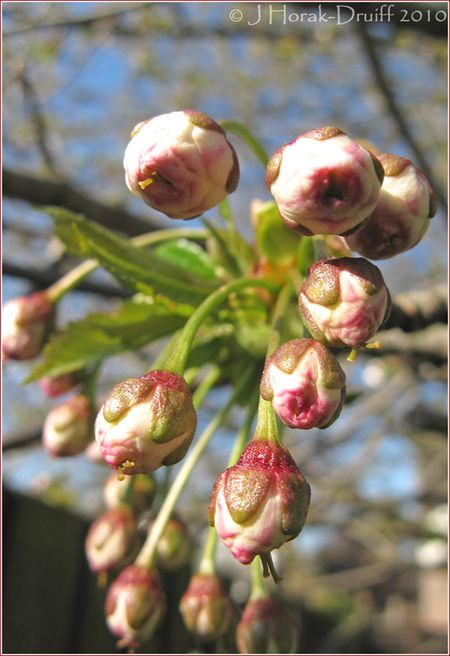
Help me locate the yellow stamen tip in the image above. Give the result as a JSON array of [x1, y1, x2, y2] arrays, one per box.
[[138, 177, 154, 190], [347, 348, 358, 363], [365, 340, 381, 350]]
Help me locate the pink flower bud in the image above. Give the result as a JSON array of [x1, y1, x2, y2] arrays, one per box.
[[104, 472, 156, 515], [95, 370, 197, 475], [85, 506, 137, 575], [105, 565, 165, 649], [43, 394, 91, 457], [154, 516, 191, 572], [179, 573, 234, 642], [39, 372, 80, 398], [208, 440, 310, 565], [123, 110, 239, 219], [346, 153, 436, 259], [260, 338, 346, 429], [266, 127, 384, 236], [299, 257, 391, 349], [2, 291, 53, 361], [236, 596, 298, 654]]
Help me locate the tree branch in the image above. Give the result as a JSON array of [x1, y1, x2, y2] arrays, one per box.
[[3, 167, 162, 237], [383, 283, 447, 332]]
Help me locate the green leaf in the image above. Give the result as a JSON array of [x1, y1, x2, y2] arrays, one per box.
[[26, 299, 189, 382], [46, 207, 217, 304], [254, 201, 299, 265], [154, 239, 218, 281]]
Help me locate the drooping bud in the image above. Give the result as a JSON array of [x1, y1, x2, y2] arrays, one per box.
[[153, 516, 191, 572], [123, 110, 239, 219], [209, 440, 311, 565], [43, 394, 91, 457], [179, 573, 235, 642], [39, 372, 80, 398], [299, 257, 391, 349], [104, 472, 156, 515], [266, 126, 384, 236], [85, 506, 137, 575], [260, 338, 346, 429], [2, 291, 53, 361], [95, 370, 197, 475], [346, 153, 436, 259], [105, 565, 165, 650], [236, 596, 299, 654]]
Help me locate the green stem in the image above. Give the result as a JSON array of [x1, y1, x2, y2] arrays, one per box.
[[164, 277, 278, 376], [254, 397, 280, 444], [46, 227, 207, 303], [192, 367, 222, 409], [250, 557, 269, 600], [198, 527, 218, 576], [220, 120, 269, 167], [266, 282, 294, 358], [136, 366, 256, 569]]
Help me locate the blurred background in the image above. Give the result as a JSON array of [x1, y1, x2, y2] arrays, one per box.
[[2, 2, 448, 654]]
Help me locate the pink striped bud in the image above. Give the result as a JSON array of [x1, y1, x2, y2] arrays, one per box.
[[103, 473, 156, 514], [299, 257, 391, 349], [266, 127, 384, 236], [85, 506, 137, 575], [261, 338, 346, 429], [209, 440, 310, 565], [2, 291, 53, 361], [124, 110, 239, 219], [39, 372, 80, 398], [179, 573, 234, 642], [346, 153, 436, 259], [43, 394, 91, 457], [95, 370, 196, 475], [236, 596, 299, 654]]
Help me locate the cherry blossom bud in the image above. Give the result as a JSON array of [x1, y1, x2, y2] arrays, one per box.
[[39, 372, 80, 398], [95, 370, 197, 476], [266, 127, 384, 236], [236, 596, 298, 654], [105, 565, 165, 649], [260, 338, 346, 429], [104, 473, 156, 515], [124, 110, 239, 219], [299, 257, 391, 349], [346, 153, 436, 259], [209, 440, 310, 565], [154, 516, 191, 572], [2, 291, 53, 361], [179, 573, 234, 642], [43, 394, 91, 457], [85, 506, 137, 575]]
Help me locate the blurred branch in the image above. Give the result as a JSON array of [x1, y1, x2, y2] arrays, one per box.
[[384, 283, 447, 332], [376, 324, 447, 365], [356, 21, 447, 212], [3, 168, 161, 236]]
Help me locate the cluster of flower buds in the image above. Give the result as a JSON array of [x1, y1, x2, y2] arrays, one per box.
[[260, 338, 346, 429], [124, 110, 239, 219], [95, 370, 196, 476], [209, 439, 310, 567], [85, 505, 137, 577], [236, 596, 299, 654], [299, 257, 391, 349], [346, 153, 436, 259], [180, 572, 235, 642], [105, 564, 166, 650], [43, 394, 91, 457], [2, 291, 53, 361]]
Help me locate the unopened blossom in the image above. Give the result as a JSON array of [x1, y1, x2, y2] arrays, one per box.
[[39, 372, 80, 398], [236, 596, 299, 654], [85, 506, 137, 575], [2, 291, 53, 361], [124, 110, 239, 219], [43, 394, 91, 457], [105, 565, 165, 649], [95, 370, 197, 476], [266, 126, 384, 236], [104, 472, 156, 515], [260, 338, 346, 429], [179, 573, 234, 642], [299, 257, 391, 349], [153, 516, 191, 572], [209, 439, 310, 565], [346, 153, 436, 259]]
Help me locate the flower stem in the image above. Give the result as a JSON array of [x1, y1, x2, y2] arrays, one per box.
[[219, 120, 269, 167], [250, 557, 269, 600], [164, 277, 278, 376], [266, 282, 294, 359], [198, 527, 218, 576], [46, 227, 207, 303], [136, 366, 256, 569]]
